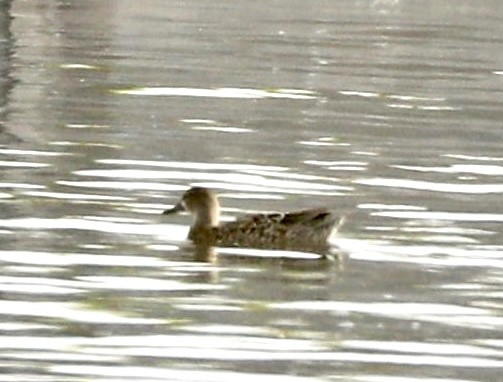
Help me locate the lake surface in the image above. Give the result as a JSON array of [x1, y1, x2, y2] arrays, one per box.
[[1, 0, 503, 381]]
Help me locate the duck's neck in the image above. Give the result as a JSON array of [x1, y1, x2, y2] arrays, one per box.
[[193, 203, 220, 228], [189, 204, 219, 244]]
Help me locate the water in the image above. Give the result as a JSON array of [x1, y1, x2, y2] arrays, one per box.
[[1, 0, 503, 381]]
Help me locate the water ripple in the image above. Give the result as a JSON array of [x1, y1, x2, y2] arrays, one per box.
[[0, 218, 186, 238], [337, 238, 503, 268], [0, 301, 162, 324], [0, 250, 197, 268], [0, 160, 50, 168], [50, 364, 319, 382], [373, 210, 503, 222], [356, 178, 503, 194], [112, 87, 317, 100], [394, 164, 503, 176], [272, 300, 502, 331], [72, 168, 348, 195], [37, 334, 503, 367]]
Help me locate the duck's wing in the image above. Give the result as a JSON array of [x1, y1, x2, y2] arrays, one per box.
[[216, 208, 343, 249], [229, 208, 341, 231], [279, 208, 336, 227]]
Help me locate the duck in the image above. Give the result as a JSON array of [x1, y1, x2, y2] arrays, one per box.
[[162, 187, 344, 253]]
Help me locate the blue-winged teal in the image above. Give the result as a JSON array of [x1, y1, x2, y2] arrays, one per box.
[[163, 187, 344, 252]]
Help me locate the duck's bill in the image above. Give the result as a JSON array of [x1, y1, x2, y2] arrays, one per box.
[[162, 202, 185, 215]]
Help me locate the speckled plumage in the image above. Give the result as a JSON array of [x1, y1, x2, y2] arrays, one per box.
[[163, 187, 344, 252]]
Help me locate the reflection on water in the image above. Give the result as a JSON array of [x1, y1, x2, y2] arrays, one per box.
[[1, 0, 503, 381], [113, 86, 317, 100]]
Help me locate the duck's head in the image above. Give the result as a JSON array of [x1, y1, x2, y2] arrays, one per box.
[[163, 187, 220, 227]]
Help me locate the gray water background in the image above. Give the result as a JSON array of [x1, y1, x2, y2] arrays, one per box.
[[1, 1, 503, 381]]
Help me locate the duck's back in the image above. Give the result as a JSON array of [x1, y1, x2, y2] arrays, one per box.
[[212, 208, 341, 251]]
